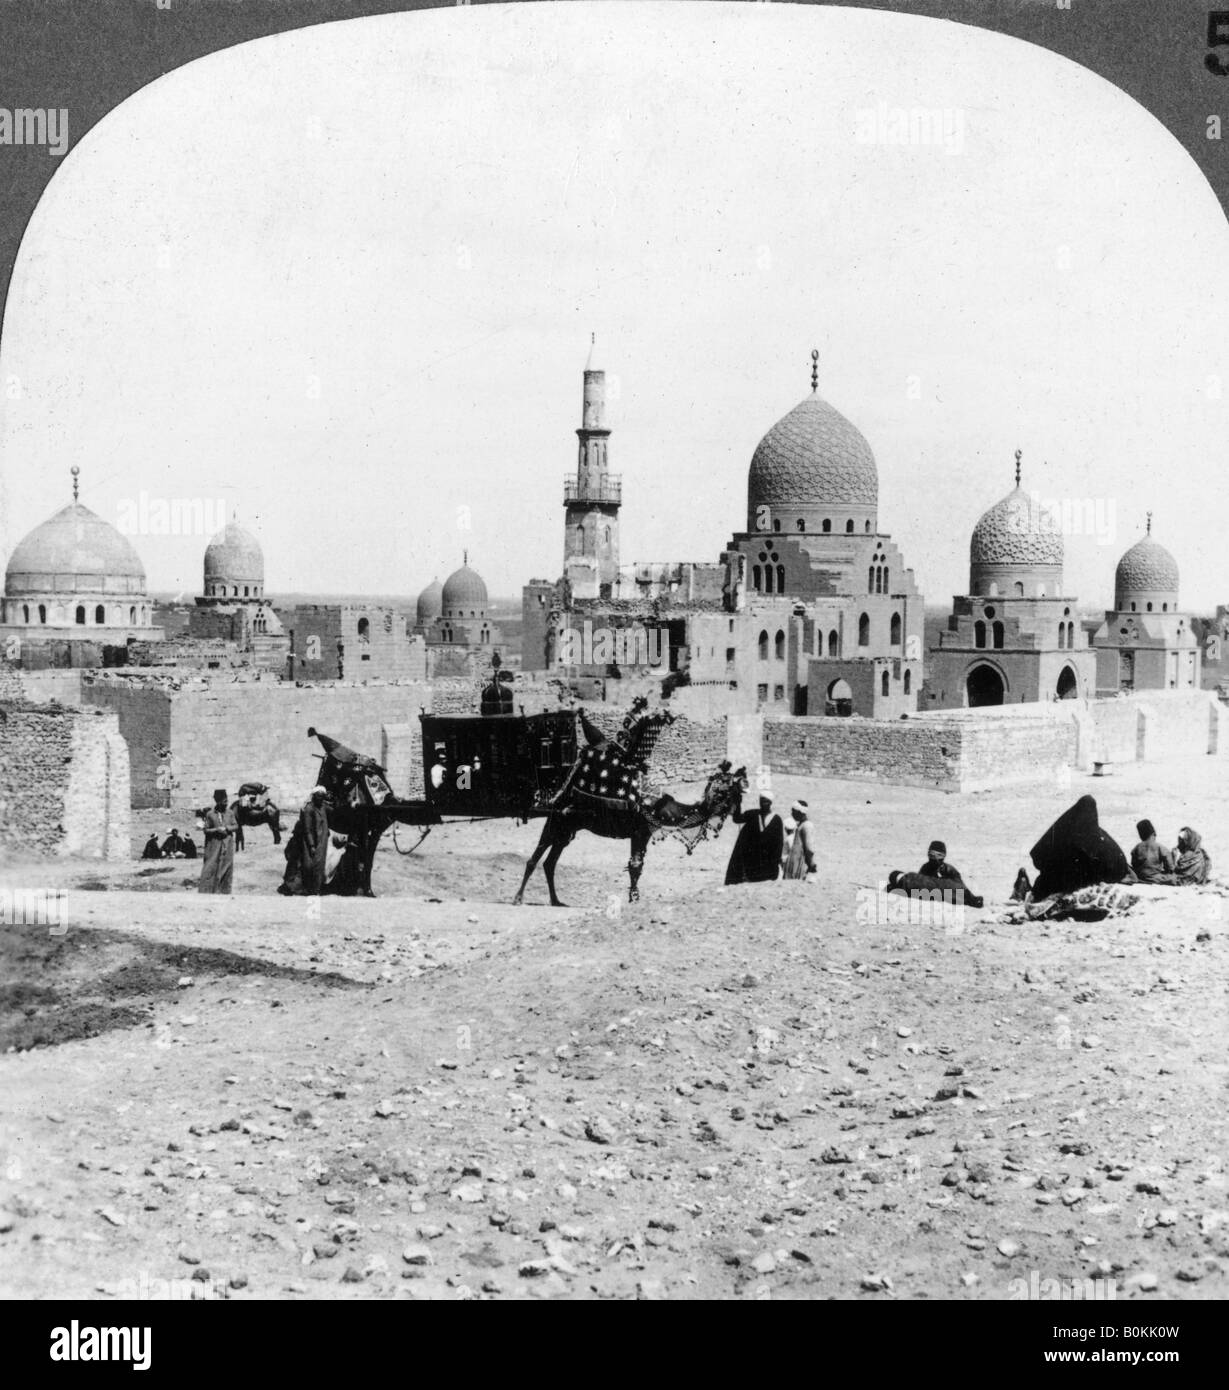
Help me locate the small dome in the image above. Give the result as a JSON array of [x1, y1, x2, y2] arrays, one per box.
[[970, 486, 1064, 569], [6, 502, 146, 594], [416, 577, 443, 625], [204, 519, 264, 586], [442, 562, 488, 610], [748, 394, 879, 513], [1115, 534, 1179, 598]]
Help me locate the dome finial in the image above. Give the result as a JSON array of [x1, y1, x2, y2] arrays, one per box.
[[1013, 449, 1022, 488], [1146, 510, 1152, 536], [463, 548, 468, 567], [70, 465, 80, 502], [810, 348, 819, 394]]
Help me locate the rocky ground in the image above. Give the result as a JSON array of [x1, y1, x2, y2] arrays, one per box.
[[1, 755, 1227, 1301]]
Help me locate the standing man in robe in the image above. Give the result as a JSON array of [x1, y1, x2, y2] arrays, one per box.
[[725, 792, 784, 884], [298, 785, 331, 897], [198, 789, 238, 894], [781, 800, 818, 881]]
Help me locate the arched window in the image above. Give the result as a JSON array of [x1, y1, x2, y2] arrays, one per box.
[[1146, 602, 1153, 612], [752, 564, 762, 591], [1058, 623, 1066, 649], [974, 620, 986, 648], [1013, 582, 1024, 597], [858, 612, 870, 647], [904, 669, 912, 695], [1162, 602, 1168, 612], [94, 604, 105, 624], [21, 604, 29, 623], [75, 605, 86, 625], [357, 617, 370, 640], [776, 564, 785, 592], [764, 566, 774, 595], [846, 519, 854, 533], [772, 518, 781, 532], [882, 566, 889, 592], [881, 670, 890, 697], [890, 612, 901, 645], [129, 606, 136, 624], [604, 526, 611, 544], [822, 519, 831, 533], [1131, 602, 1137, 611], [797, 519, 805, 532], [758, 630, 769, 660], [774, 629, 785, 660], [992, 621, 1005, 649], [988, 582, 999, 597], [1067, 622, 1075, 647], [38, 604, 46, 624], [865, 520, 871, 533], [827, 629, 838, 657], [868, 566, 876, 592]]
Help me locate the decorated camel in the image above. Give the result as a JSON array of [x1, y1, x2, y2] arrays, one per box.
[[513, 699, 747, 906]]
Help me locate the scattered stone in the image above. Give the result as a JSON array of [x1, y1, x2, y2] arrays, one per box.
[[996, 1239, 1020, 1258], [451, 1182, 484, 1204], [401, 1244, 433, 1266], [96, 1207, 125, 1227]]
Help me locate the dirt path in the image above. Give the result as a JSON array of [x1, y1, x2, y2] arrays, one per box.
[[2, 758, 1227, 1300]]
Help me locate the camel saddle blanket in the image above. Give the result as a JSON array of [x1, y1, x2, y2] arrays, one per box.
[[569, 744, 644, 809]]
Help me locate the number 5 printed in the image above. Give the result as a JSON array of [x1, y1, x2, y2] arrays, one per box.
[[1207, 11, 1229, 75]]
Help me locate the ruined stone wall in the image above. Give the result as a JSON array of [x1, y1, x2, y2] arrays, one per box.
[[764, 717, 963, 791], [165, 682, 435, 809], [0, 705, 129, 860], [80, 681, 173, 809]]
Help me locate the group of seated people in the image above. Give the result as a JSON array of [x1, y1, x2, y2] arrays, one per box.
[[1129, 819, 1212, 886], [141, 828, 198, 860], [885, 796, 1213, 919]]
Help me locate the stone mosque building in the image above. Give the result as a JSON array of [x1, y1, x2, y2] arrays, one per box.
[[523, 349, 925, 717], [923, 453, 1097, 708], [0, 469, 162, 668], [415, 556, 503, 676], [187, 516, 288, 668], [1090, 517, 1201, 695]]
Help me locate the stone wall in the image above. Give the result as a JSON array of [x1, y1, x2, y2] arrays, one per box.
[[165, 682, 436, 809], [0, 704, 129, 860], [765, 716, 963, 791], [81, 681, 173, 809], [762, 690, 1226, 793]]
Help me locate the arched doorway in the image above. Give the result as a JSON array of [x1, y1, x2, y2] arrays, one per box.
[[966, 663, 1005, 707], [1056, 665, 1078, 700], [825, 678, 853, 717]]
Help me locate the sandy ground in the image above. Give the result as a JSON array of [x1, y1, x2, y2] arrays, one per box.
[[1, 756, 1227, 1301]]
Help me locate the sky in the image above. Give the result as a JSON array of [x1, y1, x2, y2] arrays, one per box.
[[1, 2, 1227, 610]]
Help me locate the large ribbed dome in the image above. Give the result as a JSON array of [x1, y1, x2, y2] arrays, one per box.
[[416, 577, 443, 624], [6, 502, 146, 594], [442, 562, 488, 609], [1116, 534, 1178, 596], [970, 486, 1064, 568], [204, 519, 263, 585], [747, 394, 879, 511]]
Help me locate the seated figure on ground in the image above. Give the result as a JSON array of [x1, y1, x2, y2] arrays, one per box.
[[1029, 795, 1130, 900], [1173, 826, 1212, 885], [1130, 819, 1176, 884], [915, 839, 984, 908]]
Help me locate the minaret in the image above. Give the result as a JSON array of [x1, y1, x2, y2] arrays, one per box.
[[563, 335, 621, 598]]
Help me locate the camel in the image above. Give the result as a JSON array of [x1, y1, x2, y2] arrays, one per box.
[[513, 704, 747, 905], [303, 728, 437, 897]]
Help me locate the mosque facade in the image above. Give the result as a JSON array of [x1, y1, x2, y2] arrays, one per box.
[[1090, 518, 1201, 695], [522, 349, 925, 717], [414, 558, 503, 677], [0, 470, 162, 668], [186, 517, 288, 669], [923, 453, 1097, 708]]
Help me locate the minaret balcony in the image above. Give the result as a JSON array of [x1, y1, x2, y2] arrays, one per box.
[[564, 476, 622, 504]]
